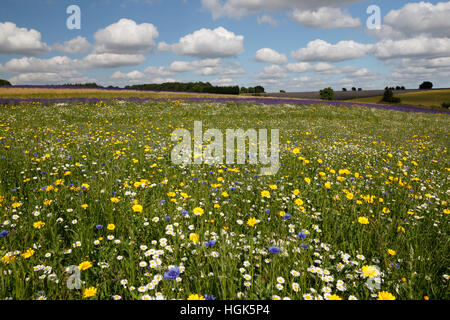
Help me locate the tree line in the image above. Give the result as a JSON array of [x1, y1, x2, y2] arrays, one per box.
[[125, 82, 241, 95]]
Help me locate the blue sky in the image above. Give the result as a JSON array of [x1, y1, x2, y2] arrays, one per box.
[[1, 0, 449, 91]]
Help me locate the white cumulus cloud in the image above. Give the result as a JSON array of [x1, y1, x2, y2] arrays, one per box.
[[163, 27, 244, 59], [291, 39, 372, 62], [255, 48, 288, 64], [201, 0, 362, 19], [82, 53, 146, 68], [0, 22, 49, 55], [291, 7, 360, 29], [94, 18, 159, 54], [52, 36, 91, 54]]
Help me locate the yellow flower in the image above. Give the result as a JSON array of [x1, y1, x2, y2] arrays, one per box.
[[377, 291, 396, 300], [180, 192, 189, 199], [110, 197, 120, 203], [382, 207, 390, 214], [82, 287, 97, 298], [221, 192, 229, 197], [295, 198, 304, 206], [193, 207, 204, 216], [214, 204, 220, 209], [358, 217, 369, 225], [107, 224, 115, 231], [268, 184, 277, 190], [261, 190, 270, 198], [324, 183, 331, 189], [247, 217, 258, 227], [2, 255, 15, 264], [292, 148, 300, 155], [444, 209, 450, 215], [304, 177, 311, 184], [81, 204, 88, 210], [293, 189, 300, 196], [189, 233, 199, 242], [78, 261, 93, 271], [33, 221, 45, 229], [43, 200, 53, 206], [346, 193, 354, 200], [362, 265, 379, 278], [327, 294, 342, 300], [132, 204, 143, 213], [187, 294, 205, 300], [22, 248, 35, 259], [387, 249, 396, 256], [12, 202, 21, 208]]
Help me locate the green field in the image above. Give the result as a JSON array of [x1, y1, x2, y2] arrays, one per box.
[[346, 89, 450, 109], [0, 100, 449, 300]]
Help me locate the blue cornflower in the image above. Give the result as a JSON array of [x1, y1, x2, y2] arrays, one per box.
[[265, 209, 270, 214], [95, 225, 103, 230], [163, 267, 180, 281], [205, 240, 216, 248], [0, 230, 9, 237], [283, 214, 292, 219], [205, 295, 216, 300], [297, 232, 307, 239], [165, 216, 171, 221], [181, 210, 189, 215], [301, 244, 308, 250], [268, 246, 281, 254]]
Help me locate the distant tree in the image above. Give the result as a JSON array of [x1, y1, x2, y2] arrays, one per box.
[[240, 87, 248, 93], [342, 88, 347, 91], [442, 102, 450, 109], [319, 87, 334, 101], [400, 86, 405, 90], [358, 88, 362, 91], [381, 88, 401, 103], [395, 86, 401, 90], [419, 81, 433, 90], [254, 86, 265, 93], [0, 79, 12, 86], [280, 90, 286, 93], [351, 87, 356, 91]]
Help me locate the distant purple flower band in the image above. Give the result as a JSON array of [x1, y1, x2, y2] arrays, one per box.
[[0, 95, 449, 115]]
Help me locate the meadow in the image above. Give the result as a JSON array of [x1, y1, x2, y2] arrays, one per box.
[[346, 89, 450, 109], [0, 99, 449, 300]]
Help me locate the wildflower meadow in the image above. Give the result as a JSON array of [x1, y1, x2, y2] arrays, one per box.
[[0, 99, 449, 300]]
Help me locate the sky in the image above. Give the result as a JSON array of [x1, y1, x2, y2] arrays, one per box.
[[0, 0, 449, 92]]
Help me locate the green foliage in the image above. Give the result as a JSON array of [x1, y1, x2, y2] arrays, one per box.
[[62, 82, 101, 88], [319, 87, 334, 100], [442, 102, 450, 109], [419, 81, 433, 90], [126, 82, 240, 95], [381, 88, 401, 103], [0, 79, 11, 86]]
